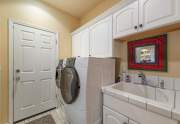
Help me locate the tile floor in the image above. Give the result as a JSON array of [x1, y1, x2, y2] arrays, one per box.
[[16, 109, 64, 124]]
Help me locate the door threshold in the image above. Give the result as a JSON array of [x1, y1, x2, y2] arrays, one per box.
[[14, 107, 56, 124]]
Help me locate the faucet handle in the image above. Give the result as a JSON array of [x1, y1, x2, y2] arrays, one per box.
[[160, 80, 165, 89], [125, 75, 131, 83], [138, 71, 144, 77]]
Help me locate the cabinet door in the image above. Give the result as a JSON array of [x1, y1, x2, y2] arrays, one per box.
[[139, 0, 180, 31], [72, 32, 81, 57], [103, 106, 128, 124], [72, 28, 90, 57], [80, 28, 90, 57], [113, 1, 139, 39], [89, 15, 112, 57]]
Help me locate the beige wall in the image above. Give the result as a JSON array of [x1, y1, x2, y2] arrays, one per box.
[[0, 0, 80, 123], [118, 30, 180, 77], [80, 0, 120, 25]]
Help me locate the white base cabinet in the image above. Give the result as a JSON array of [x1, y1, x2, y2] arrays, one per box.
[[103, 106, 140, 124], [103, 94, 178, 124], [103, 106, 128, 124]]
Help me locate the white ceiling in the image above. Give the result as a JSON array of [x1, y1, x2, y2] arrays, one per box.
[[41, 0, 104, 18]]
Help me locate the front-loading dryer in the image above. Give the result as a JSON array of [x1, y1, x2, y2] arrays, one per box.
[[57, 57, 115, 124]]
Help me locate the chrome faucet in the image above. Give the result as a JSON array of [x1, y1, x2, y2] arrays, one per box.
[[138, 72, 147, 85]]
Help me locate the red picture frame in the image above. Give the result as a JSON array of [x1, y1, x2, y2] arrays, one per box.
[[128, 34, 167, 72]]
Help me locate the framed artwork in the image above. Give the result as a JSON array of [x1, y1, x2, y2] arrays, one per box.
[[128, 34, 167, 72]]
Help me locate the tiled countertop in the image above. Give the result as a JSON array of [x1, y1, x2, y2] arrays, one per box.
[[102, 83, 180, 121]]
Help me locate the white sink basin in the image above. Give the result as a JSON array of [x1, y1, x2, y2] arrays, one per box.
[[110, 82, 174, 107], [112, 83, 155, 100]]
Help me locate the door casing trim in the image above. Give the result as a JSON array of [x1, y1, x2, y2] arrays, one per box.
[[9, 19, 59, 124]]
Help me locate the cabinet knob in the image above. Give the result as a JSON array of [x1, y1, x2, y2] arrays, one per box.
[[134, 26, 138, 29], [139, 24, 143, 28]]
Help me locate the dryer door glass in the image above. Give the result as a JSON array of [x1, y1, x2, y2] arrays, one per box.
[[60, 67, 80, 104]]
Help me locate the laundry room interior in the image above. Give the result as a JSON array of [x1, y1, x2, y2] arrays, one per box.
[[1, 0, 180, 124]]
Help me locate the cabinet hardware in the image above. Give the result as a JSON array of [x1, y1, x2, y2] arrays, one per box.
[[134, 26, 138, 29], [139, 24, 143, 28]]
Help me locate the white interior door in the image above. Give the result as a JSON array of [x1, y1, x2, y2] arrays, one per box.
[[13, 24, 56, 122]]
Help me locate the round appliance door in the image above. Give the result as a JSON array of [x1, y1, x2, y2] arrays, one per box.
[[60, 67, 80, 104]]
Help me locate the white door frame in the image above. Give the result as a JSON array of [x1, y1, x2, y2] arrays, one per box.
[[9, 19, 59, 124]]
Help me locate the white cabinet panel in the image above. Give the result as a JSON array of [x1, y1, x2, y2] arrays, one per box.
[[113, 1, 139, 38], [72, 28, 89, 57], [89, 15, 112, 57], [72, 16, 113, 58], [80, 28, 89, 57], [103, 106, 128, 124], [72, 32, 81, 57], [139, 0, 180, 31]]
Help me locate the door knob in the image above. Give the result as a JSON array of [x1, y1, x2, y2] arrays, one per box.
[[134, 26, 138, 29], [16, 69, 20, 73]]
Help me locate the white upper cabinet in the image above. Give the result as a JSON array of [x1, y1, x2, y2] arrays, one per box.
[[80, 28, 90, 57], [72, 32, 81, 57], [72, 16, 113, 58], [72, 0, 180, 57], [113, 1, 139, 39], [72, 28, 89, 57], [113, 0, 180, 39], [89, 15, 112, 57], [139, 0, 180, 31]]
